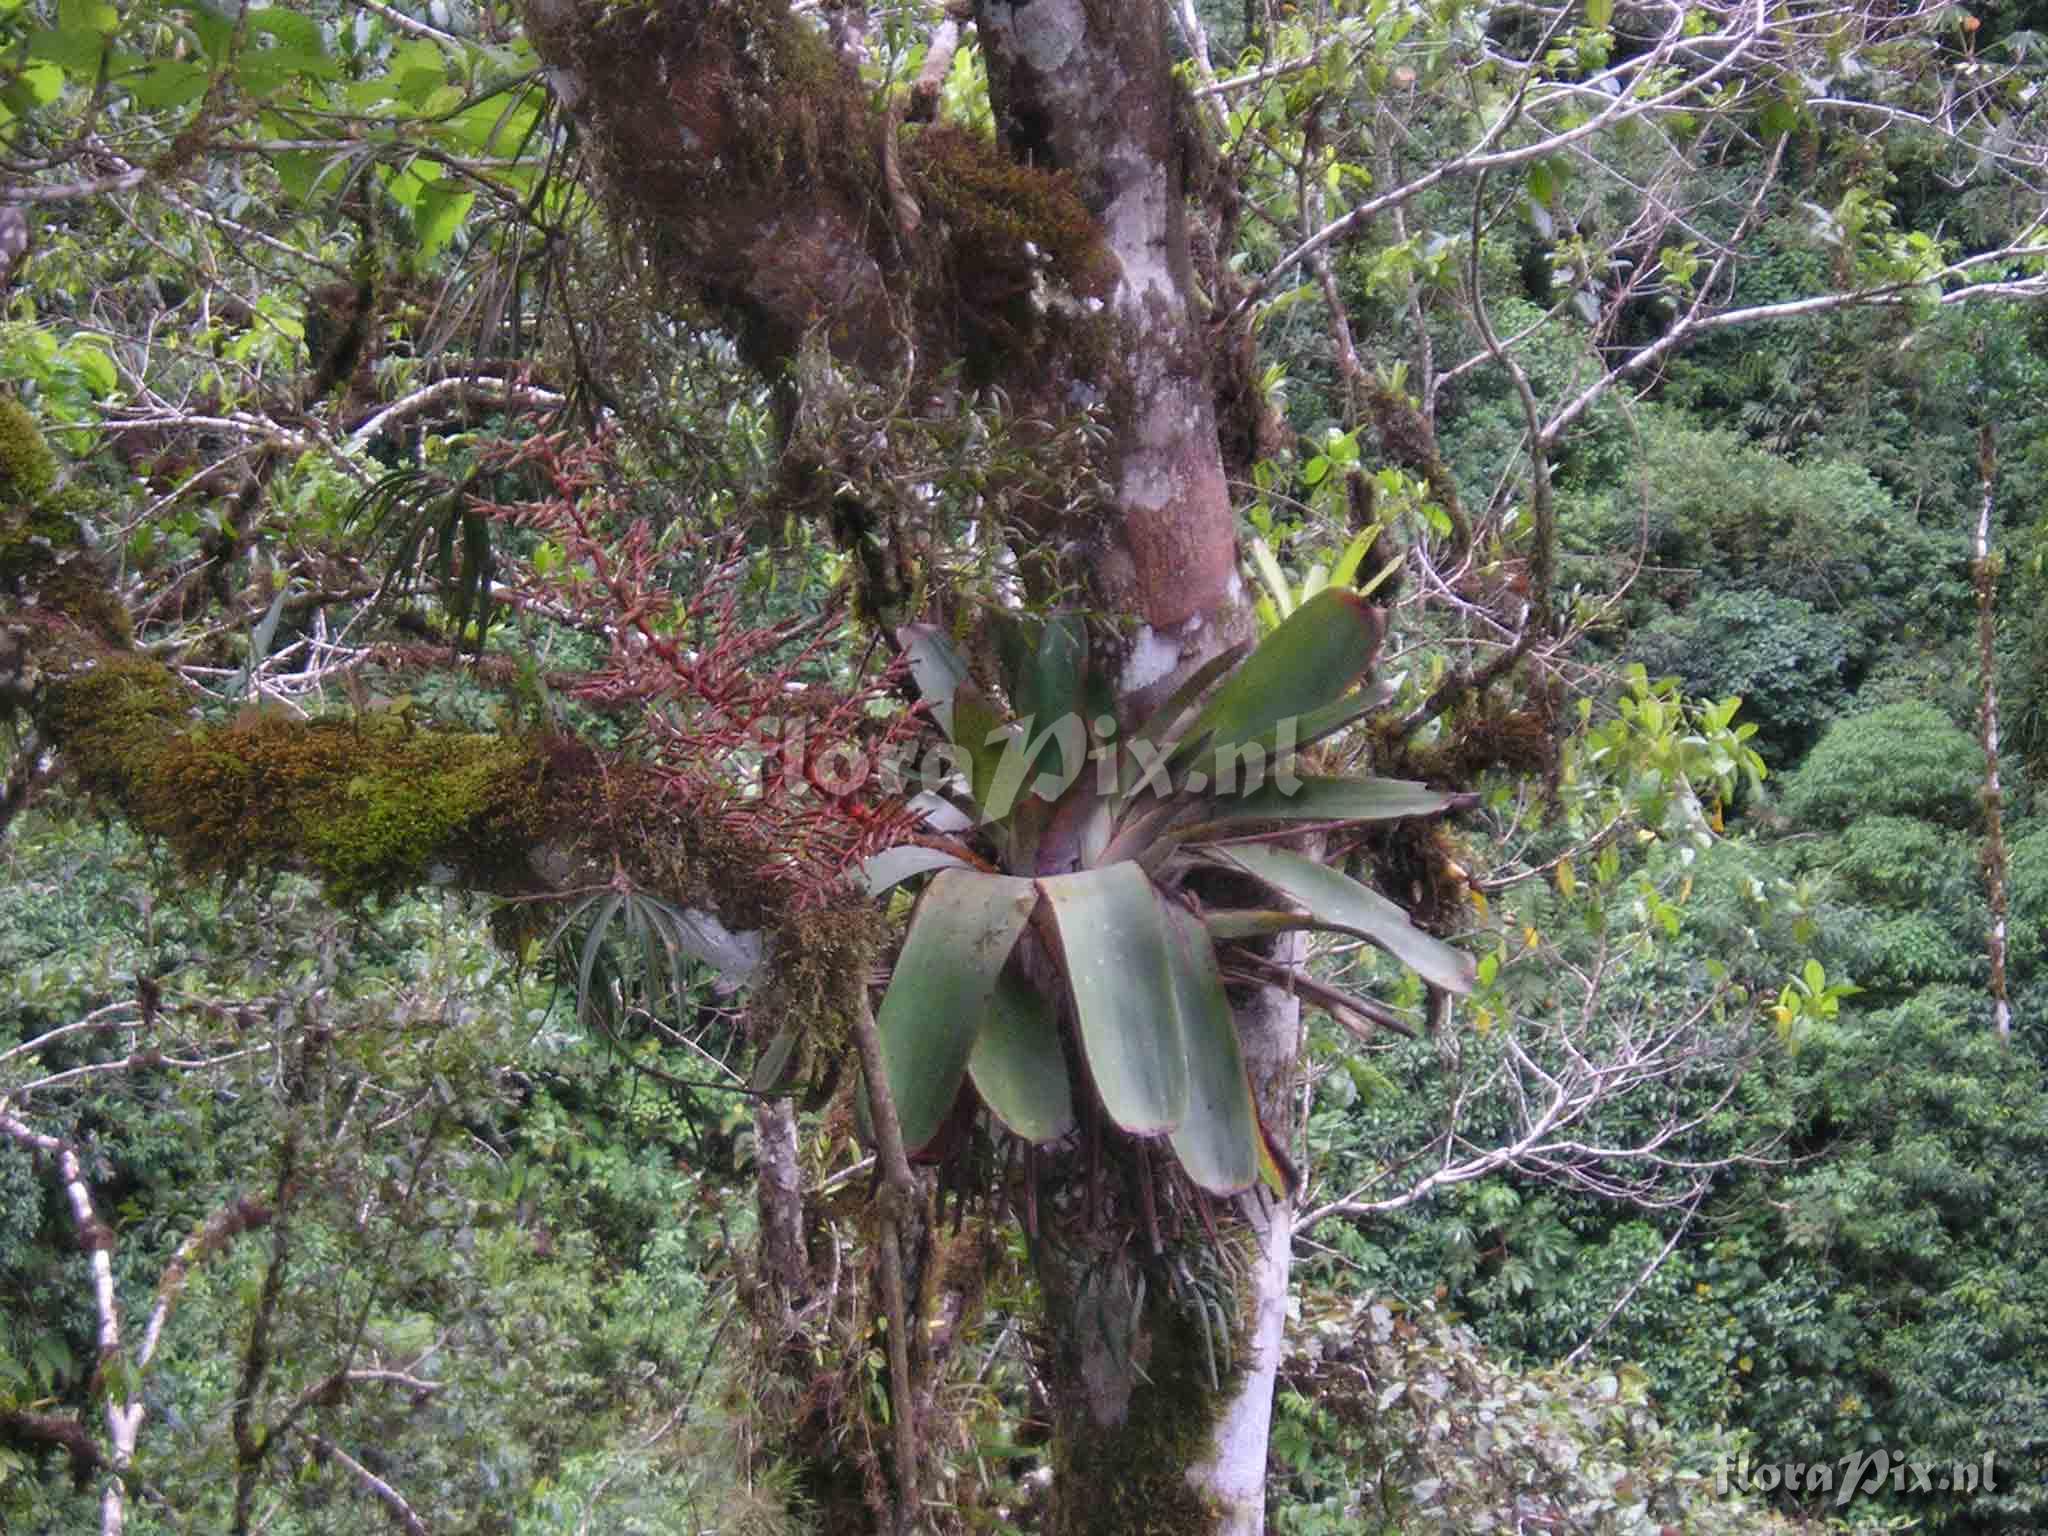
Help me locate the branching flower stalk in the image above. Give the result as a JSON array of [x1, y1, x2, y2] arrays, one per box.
[[475, 432, 926, 894]]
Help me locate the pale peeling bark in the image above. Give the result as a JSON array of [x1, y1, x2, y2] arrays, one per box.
[[1193, 927, 1307, 1536], [974, 1, 1287, 1521], [1189, 1195, 1291, 1532], [1974, 425, 2011, 1044], [977, 0, 1244, 651], [0, 1111, 273, 1536]]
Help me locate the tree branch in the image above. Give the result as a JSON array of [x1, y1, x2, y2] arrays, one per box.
[[301, 1433, 433, 1536]]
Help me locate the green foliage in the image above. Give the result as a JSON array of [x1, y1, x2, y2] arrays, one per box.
[[1273, 1290, 1871, 1536], [1564, 413, 1958, 648], [7, 0, 2048, 1525], [1629, 591, 1853, 763], [1779, 703, 1985, 830], [0, 392, 56, 501], [0, 811, 786, 1534], [2006, 824, 2048, 978], [1749, 990, 2048, 1529]]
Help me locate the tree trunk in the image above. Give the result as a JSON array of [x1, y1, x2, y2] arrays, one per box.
[[1973, 423, 2011, 1044], [520, 0, 1294, 1523], [446, 0, 1288, 1524]]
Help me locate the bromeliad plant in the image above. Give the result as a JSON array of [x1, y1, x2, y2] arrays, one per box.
[[860, 590, 1475, 1198]]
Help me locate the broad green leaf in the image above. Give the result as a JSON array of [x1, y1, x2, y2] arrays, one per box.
[[1010, 613, 1086, 781], [1172, 680, 1395, 804], [1161, 902, 1260, 1195], [125, 59, 210, 108], [416, 82, 464, 117], [951, 683, 1008, 814], [857, 844, 970, 896], [393, 44, 452, 105], [57, 0, 116, 34], [1192, 775, 1455, 829], [1170, 589, 1383, 767], [1208, 843, 1474, 994], [273, 148, 351, 204], [967, 967, 1074, 1142], [1201, 908, 1316, 941], [249, 8, 327, 56], [187, 1, 235, 60], [1037, 863, 1187, 1135], [899, 622, 969, 733], [450, 95, 537, 153], [382, 163, 424, 212], [60, 340, 115, 396], [1760, 95, 1800, 139], [14, 60, 64, 105], [416, 184, 475, 264], [28, 27, 106, 78], [875, 870, 1038, 1151]]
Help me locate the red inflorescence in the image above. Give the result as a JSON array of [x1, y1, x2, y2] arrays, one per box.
[[472, 432, 928, 907]]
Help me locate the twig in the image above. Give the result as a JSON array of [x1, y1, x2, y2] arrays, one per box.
[[300, 1433, 432, 1536], [844, 988, 922, 1535], [1562, 1184, 1704, 1369]]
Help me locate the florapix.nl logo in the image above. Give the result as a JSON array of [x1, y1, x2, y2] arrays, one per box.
[[745, 708, 1311, 816], [1715, 1448, 1996, 1508]]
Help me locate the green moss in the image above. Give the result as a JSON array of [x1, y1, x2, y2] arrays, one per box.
[[127, 715, 547, 904], [910, 127, 1106, 291], [43, 667, 550, 906], [38, 654, 194, 804], [0, 406, 126, 645], [753, 899, 885, 1076], [1050, 1278, 1232, 1536], [904, 126, 1116, 379], [0, 393, 57, 503]]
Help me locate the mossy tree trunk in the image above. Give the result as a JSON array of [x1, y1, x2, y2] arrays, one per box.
[[511, 0, 1294, 1527]]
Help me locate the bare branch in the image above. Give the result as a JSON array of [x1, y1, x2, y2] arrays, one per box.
[[301, 1433, 433, 1536], [345, 375, 566, 451]]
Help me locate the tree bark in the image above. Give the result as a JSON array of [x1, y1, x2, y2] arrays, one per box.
[[1973, 424, 2011, 1044], [510, 0, 1288, 1524]]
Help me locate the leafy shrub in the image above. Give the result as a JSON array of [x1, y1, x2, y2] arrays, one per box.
[[1435, 296, 1633, 498], [1628, 590, 1853, 762], [1838, 912, 1979, 993], [1779, 703, 1984, 829], [1273, 1289, 1888, 1536], [1422, 990, 2048, 1534], [1756, 989, 2048, 1532], [1831, 816, 1969, 909], [1563, 412, 1960, 646], [2006, 823, 2048, 980]]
